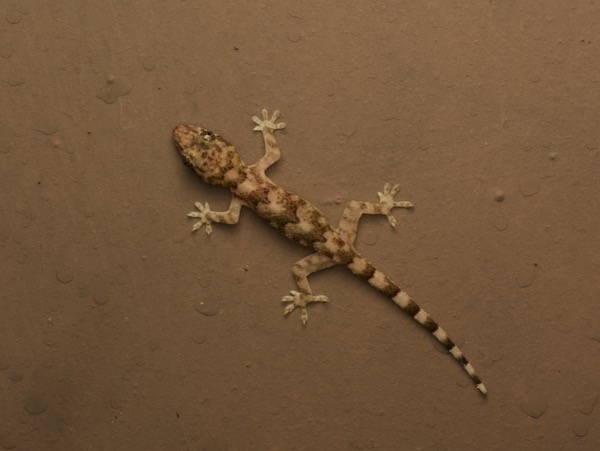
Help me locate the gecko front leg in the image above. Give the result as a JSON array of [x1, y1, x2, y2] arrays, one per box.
[[251, 109, 286, 173], [188, 195, 243, 235]]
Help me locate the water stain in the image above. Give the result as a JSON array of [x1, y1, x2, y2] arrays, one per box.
[[31, 116, 59, 136], [23, 392, 48, 415], [518, 177, 540, 197], [521, 394, 547, 419], [5, 3, 29, 25], [55, 268, 74, 284], [577, 393, 598, 415], [194, 297, 220, 317], [572, 424, 588, 437], [516, 263, 537, 288], [97, 75, 132, 104]]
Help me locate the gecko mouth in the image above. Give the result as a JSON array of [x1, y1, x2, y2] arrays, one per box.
[[172, 125, 198, 169]]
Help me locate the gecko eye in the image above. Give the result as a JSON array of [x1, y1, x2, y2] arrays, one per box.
[[200, 130, 215, 142], [196, 130, 215, 144]]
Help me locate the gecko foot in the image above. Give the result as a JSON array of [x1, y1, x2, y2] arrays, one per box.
[[377, 183, 414, 228], [187, 201, 214, 235], [252, 109, 286, 133], [281, 290, 329, 325]]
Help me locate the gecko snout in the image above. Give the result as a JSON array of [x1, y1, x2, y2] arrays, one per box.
[[173, 124, 195, 149]]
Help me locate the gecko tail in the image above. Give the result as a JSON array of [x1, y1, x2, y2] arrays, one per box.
[[345, 255, 487, 395]]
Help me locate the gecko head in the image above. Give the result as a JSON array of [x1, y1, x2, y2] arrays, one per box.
[[173, 124, 243, 186]]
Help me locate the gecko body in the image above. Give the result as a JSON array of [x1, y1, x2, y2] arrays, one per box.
[[173, 109, 487, 395]]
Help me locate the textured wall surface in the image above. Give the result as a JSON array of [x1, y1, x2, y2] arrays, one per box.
[[1, 1, 598, 449]]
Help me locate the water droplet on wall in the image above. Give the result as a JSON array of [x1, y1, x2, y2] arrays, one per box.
[[0, 121, 18, 154], [0, 40, 15, 58], [287, 31, 303, 42], [572, 424, 588, 437], [516, 263, 537, 288], [577, 393, 598, 415], [0, 356, 10, 370], [582, 315, 600, 342], [55, 268, 74, 284], [0, 433, 16, 449], [30, 117, 59, 136], [6, 72, 25, 87], [9, 371, 23, 381], [518, 177, 540, 197], [192, 334, 207, 344], [5, 3, 27, 24], [93, 292, 109, 306], [194, 297, 220, 316], [0, 212, 11, 242], [23, 392, 48, 415], [142, 56, 156, 71], [96, 75, 132, 104], [492, 217, 509, 231], [521, 395, 547, 418]]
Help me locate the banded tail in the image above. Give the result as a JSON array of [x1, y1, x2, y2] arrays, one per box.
[[346, 254, 487, 395]]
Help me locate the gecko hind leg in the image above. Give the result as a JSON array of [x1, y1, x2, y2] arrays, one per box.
[[337, 183, 413, 245], [282, 252, 336, 325]]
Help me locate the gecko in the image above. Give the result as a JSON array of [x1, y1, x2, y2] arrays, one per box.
[[173, 109, 487, 395]]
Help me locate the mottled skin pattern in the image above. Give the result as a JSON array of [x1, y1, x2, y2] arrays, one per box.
[[173, 109, 487, 395]]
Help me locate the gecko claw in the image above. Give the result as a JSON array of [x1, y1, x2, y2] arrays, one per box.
[[281, 290, 329, 325], [187, 201, 214, 235], [252, 109, 286, 132], [377, 183, 413, 228]]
